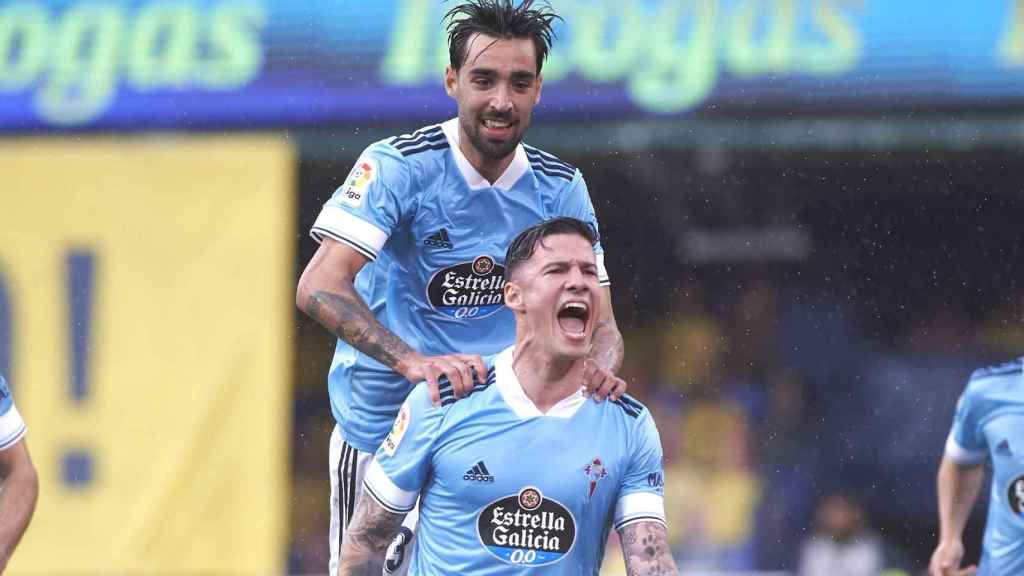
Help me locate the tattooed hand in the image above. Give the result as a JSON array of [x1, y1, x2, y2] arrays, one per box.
[[619, 521, 678, 576]]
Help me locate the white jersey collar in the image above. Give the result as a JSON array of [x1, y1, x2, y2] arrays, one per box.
[[441, 118, 528, 192], [494, 346, 587, 420]]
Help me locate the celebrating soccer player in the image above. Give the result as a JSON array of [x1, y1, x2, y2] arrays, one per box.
[[930, 358, 1024, 576], [295, 2, 626, 574], [338, 218, 676, 576], [0, 374, 38, 572]]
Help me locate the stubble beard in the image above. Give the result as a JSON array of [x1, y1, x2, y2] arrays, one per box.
[[462, 116, 524, 161]]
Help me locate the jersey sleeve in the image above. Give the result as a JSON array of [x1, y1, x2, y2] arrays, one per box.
[[309, 141, 412, 261], [363, 385, 442, 514], [557, 174, 610, 286], [0, 375, 27, 451], [944, 374, 989, 465], [614, 409, 666, 531]]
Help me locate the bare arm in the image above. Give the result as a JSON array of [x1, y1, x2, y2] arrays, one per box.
[[589, 286, 624, 373], [581, 286, 626, 400], [0, 439, 38, 572], [337, 493, 407, 576], [929, 455, 984, 576], [296, 239, 485, 403], [619, 521, 678, 576]]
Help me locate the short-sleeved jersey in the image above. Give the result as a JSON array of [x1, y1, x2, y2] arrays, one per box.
[[310, 119, 609, 453], [0, 375, 27, 451], [945, 358, 1024, 576], [363, 346, 666, 575]]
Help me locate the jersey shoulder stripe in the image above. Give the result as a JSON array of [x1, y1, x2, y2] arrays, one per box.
[[612, 393, 645, 419], [523, 144, 576, 173], [390, 125, 444, 148], [388, 126, 451, 158], [969, 359, 1023, 384], [438, 368, 497, 407], [525, 147, 576, 181]]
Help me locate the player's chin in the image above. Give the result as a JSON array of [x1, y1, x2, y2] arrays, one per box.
[[554, 329, 591, 357]]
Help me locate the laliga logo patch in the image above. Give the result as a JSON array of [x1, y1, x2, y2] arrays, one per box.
[[426, 255, 506, 320], [338, 157, 375, 208], [477, 486, 577, 566], [382, 403, 410, 457], [1008, 475, 1024, 517]]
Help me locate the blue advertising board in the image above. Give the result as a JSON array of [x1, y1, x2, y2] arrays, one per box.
[[1, 0, 1023, 131]]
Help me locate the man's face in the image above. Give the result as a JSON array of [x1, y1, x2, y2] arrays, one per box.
[[445, 33, 542, 163], [508, 233, 599, 360]]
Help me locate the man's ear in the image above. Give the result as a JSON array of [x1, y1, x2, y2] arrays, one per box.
[[444, 66, 458, 98], [504, 281, 525, 312]]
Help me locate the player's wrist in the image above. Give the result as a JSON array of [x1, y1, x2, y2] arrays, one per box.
[[396, 352, 426, 382]]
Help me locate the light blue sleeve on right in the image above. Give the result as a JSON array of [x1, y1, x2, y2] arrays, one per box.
[[945, 376, 989, 465], [363, 385, 443, 513], [557, 173, 610, 285]]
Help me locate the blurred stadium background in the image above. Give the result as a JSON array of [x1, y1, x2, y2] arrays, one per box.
[[2, 0, 1022, 574]]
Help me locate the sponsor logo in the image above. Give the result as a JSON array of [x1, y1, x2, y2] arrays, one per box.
[[464, 461, 495, 483], [426, 255, 506, 320], [997, 439, 1013, 457], [382, 403, 410, 457], [583, 457, 608, 499], [424, 228, 454, 249], [477, 487, 576, 566], [1009, 475, 1024, 517], [647, 472, 665, 488], [338, 157, 375, 207]]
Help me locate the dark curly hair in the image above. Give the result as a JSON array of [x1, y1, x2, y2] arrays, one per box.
[[445, 0, 561, 74]]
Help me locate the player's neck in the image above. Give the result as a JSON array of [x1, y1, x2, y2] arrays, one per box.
[[511, 342, 584, 413], [459, 139, 514, 185]]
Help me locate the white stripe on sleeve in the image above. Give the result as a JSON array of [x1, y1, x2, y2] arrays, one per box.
[[362, 458, 419, 514], [945, 432, 988, 465], [310, 206, 389, 260], [0, 405, 26, 451], [614, 491, 666, 531]]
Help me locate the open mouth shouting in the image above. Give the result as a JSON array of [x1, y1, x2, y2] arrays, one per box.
[[556, 300, 590, 342]]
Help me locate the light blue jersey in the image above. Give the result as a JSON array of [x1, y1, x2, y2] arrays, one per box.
[[363, 346, 666, 575], [310, 119, 609, 453], [945, 357, 1024, 576], [0, 375, 27, 451]]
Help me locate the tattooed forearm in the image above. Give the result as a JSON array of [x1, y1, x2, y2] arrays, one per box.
[[337, 496, 406, 576], [306, 287, 416, 374], [619, 521, 678, 576], [588, 317, 624, 373]]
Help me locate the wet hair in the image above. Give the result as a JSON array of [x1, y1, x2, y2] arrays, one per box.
[[445, 0, 560, 74], [504, 217, 598, 281]]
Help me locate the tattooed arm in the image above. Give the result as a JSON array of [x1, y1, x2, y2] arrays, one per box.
[[581, 285, 626, 401], [297, 238, 485, 403], [619, 521, 678, 576], [337, 493, 407, 576]]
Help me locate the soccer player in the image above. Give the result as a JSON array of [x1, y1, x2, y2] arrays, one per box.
[[0, 374, 38, 572], [337, 218, 676, 576], [929, 358, 1024, 576], [295, 2, 625, 574]]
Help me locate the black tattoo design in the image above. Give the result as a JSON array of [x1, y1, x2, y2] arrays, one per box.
[[307, 289, 415, 373], [619, 521, 678, 576], [337, 496, 406, 576]]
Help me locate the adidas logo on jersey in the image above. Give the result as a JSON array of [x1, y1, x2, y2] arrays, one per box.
[[464, 461, 494, 483], [424, 228, 454, 249]]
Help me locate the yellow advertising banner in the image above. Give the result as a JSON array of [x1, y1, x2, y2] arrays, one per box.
[[0, 135, 294, 574]]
